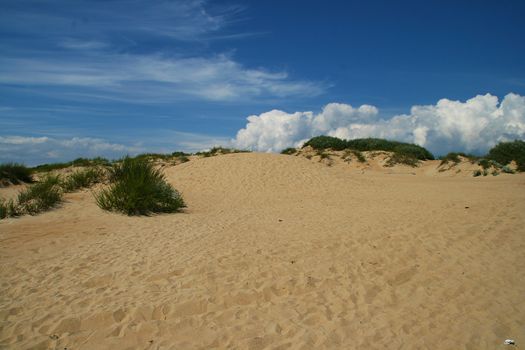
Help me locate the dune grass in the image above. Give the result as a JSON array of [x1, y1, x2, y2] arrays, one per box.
[[0, 163, 33, 185], [32, 157, 111, 173], [16, 175, 63, 215], [95, 157, 185, 215], [61, 167, 106, 193]]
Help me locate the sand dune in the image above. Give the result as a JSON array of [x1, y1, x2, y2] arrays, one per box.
[[1, 153, 524, 349]]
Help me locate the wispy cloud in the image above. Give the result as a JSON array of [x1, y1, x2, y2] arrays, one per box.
[[0, 0, 325, 103]]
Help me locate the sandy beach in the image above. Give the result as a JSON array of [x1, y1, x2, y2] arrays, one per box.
[[1, 152, 524, 349]]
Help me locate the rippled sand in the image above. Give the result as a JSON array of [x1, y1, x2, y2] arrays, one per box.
[[1, 153, 524, 349]]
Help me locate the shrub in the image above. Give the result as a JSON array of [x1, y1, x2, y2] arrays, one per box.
[[303, 136, 348, 151], [61, 167, 106, 193], [303, 136, 434, 160], [17, 175, 62, 215], [473, 170, 482, 177], [177, 155, 190, 163], [0, 163, 33, 185], [487, 140, 525, 171], [281, 147, 297, 155], [501, 165, 515, 174], [95, 157, 185, 215], [346, 138, 434, 160], [477, 158, 491, 170]]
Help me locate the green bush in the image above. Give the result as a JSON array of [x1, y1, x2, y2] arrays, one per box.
[[17, 175, 63, 215], [346, 138, 434, 160], [303, 136, 348, 151], [0, 163, 33, 185], [281, 147, 297, 155], [473, 170, 482, 177], [95, 157, 185, 215], [61, 167, 106, 193], [177, 155, 190, 163], [477, 158, 491, 170], [487, 140, 525, 172], [302, 136, 434, 160]]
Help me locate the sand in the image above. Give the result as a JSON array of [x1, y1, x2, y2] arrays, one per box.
[[1, 153, 524, 349]]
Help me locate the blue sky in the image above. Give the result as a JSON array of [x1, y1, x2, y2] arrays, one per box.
[[1, 0, 525, 165]]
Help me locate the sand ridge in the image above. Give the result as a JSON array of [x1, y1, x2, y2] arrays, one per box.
[[1, 153, 524, 349]]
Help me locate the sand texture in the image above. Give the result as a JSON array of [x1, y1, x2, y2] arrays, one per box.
[[1, 153, 524, 349]]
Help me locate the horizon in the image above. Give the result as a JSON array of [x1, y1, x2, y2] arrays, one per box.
[[1, 0, 525, 165]]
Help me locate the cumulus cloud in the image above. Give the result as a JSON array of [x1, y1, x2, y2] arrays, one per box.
[[232, 93, 525, 155], [0, 136, 144, 166]]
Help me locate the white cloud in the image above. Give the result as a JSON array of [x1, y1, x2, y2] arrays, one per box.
[[232, 93, 525, 155]]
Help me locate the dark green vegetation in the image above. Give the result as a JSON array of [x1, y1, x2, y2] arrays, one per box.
[[303, 136, 434, 160], [303, 136, 348, 151], [61, 167, 106, 193], [303, 136, 433, 167], [487, 140, 525, 172], [95, 157, 185, 216], [280, 147, 297, 155], [0, 163, 33, 185]]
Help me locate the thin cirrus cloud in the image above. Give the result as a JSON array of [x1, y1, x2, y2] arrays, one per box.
[[0, 54, 325, 103], [0, 0, 325, 103], [232, 93, 525, 155]]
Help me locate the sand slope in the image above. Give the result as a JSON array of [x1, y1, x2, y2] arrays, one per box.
[[1, 153, 524, 349]]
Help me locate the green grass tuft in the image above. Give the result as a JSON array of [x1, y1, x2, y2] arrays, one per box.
[[61, 167, 106, 193], [17, 175, 63, 215], [95, 157, 185, 215]]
